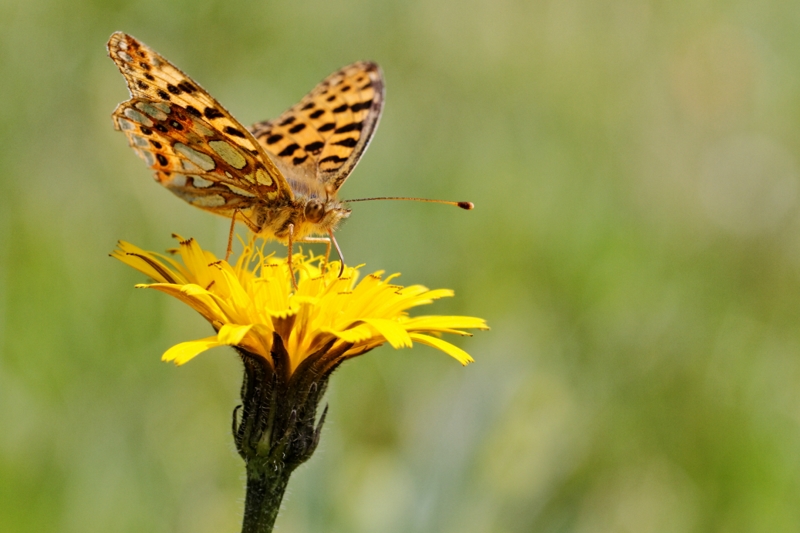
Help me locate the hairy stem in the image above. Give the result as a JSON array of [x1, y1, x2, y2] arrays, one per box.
[[234, 335, 333, 533]]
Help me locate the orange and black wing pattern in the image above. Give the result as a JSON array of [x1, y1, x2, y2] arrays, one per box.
[[108, 31, 293, 216], [250, 62, 385, 195]]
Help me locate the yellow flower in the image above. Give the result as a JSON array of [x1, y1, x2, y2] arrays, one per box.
[[112, 236, 488, 374]]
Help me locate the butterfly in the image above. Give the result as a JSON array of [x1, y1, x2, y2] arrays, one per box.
[[108, 31, 386, 270]]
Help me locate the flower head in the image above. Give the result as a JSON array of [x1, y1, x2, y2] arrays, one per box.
[[112, 236, 487, 374]]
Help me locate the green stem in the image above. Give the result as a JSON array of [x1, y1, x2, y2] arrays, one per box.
[[241, 462, 292, 533]]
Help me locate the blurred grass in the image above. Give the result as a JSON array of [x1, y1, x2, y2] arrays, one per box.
[[3, 0, 800, 531]]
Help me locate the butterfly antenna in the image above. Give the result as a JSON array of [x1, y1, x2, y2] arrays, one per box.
[[344, 197, 474, 210]]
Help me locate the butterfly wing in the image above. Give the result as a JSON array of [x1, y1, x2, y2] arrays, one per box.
[[107, 31, 294, 210], [249, 61, 385, 196], [113, 97, 288, 219]]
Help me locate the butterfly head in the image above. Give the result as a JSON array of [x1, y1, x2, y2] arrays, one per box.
[[299, 198, 350, 236], [255, 198, 350, 242], [303, 199, 327, 224]]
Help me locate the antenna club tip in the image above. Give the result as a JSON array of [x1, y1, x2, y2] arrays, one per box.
[[458, 201, 474, 210]]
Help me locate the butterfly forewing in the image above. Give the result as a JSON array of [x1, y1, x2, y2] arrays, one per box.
[[113, 97, 287, 216], [107, 31, 293, 205], [250, 61, 385, 194]]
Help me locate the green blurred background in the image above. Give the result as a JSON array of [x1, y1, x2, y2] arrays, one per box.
[[3, 0, 800, 531]]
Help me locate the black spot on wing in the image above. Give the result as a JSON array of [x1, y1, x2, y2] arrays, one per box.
[[265, 134, 283, 145], [289, 123, 306, 134], [334, 137, 358, 148], [304, 141, 324, 153], [278, 143, 300, 157], [167, 84, 181, 95], [318, 122, 335, 132], [224, 126, 246, 138], [204, 107, 224, 119], [293, 155, 308, 165], [280, 116, 295, 126], [320, 155, 347, 164], [334, 122, 363, 134], [156, 154, 168, 166], [332, 104, 348, 113], [178, 81, 197, 93], [185, 106, 202, 118], [309, 109, 324, 119], [350, 100, 373, 112], [157, 90, 171, 100]]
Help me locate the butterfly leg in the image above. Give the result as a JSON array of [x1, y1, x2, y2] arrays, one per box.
[[226, 210, 260, 261], [225, 210, 239, 262], [295, 236, 331, 272], [293, 233, 344, 276], [287, 223, 298, 290], [329, 229, 345, 277]]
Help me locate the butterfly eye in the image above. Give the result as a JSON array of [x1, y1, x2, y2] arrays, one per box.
[[304, 200, 325, 223]]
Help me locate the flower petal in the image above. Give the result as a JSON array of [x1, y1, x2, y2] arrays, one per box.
[[360, 318, 413, 349], [177, 237, 216, 288], [162, 336, 223, 365], [408, 333, 475, 365], [218, 323, 253, 345], [113, 242, 184, 284], [403, 315, 490, 332], [328, 323, 376, 344]]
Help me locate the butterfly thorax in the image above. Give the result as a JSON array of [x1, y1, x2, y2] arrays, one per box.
[[254, 198, 350, 242]]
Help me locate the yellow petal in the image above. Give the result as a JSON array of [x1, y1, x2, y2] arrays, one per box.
[[112, 243, 183, 284], [177, 237, 216, 287], [329, 323, 377, 344], [404, 315, 490, 331], [162, 336, 223, 365], [148, 284, 226, 324], [212, 266, 251, 309], [360, 318, 412, 349], [408, 333, 475, 366], [218, 323, 253, 345]]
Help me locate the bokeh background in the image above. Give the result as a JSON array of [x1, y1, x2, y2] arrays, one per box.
[[3, 0, 800, 531]]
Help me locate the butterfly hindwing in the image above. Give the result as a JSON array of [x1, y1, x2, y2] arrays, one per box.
[[250, 61, 385, 194]]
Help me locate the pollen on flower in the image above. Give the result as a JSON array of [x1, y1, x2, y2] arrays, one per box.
[[112, 236, 488, 373]]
